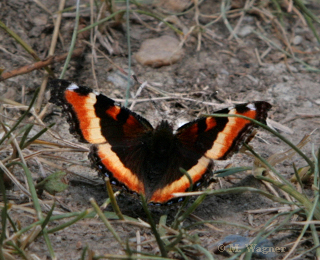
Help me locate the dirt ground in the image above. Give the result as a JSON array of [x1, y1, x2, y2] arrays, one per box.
[[1, 0, 320, 259]]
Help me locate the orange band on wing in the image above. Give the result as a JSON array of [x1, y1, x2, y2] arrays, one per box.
[[205, 117, 217, 131], [65, 90, 107, 144], [149, 156, 211, 203], [205, 109, 256, 159], [123, 114, 149, 136], [105, 106, 121, 120], [96, 143, 145, 194]]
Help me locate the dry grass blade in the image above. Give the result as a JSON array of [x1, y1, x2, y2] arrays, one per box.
[[188, 214, 224, 232], [0, 48, 84, 81], [248, 140, 320, 217], [48, 0, 66, 55], [59, 0, 81, 79], [254, 30, 320, 72], [283, 195, 320, 259], [221, 0, 241, 43], [174, 187, 292, 205], [0, 161, 31, 196], [104, 177, 124, 220], [90, 198, 124, 248], [227, 0, 255, 41]]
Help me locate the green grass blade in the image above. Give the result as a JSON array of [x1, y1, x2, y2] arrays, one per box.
[[244, 143, 295, 188], [6, 213, 18, 233], [313, 147, 320, 191], [0, 21, 53, 75], [80, 245, 89, 260], [256, 175, 320, 219], [41, 202, 55, 230], [8, 161, 55, 258], [141, 196, 167, 257], [0, 21, 41, 61], [42, 229, 55, 259], [4, 241, 28, 260], [174, 194, 207, 227], [18, 124, 34, 149], [310, 223, 320, 258], [22, 123, 54, 149], [47, 209, 90, 234], [90, 198, 124, 248], [284, 195, 319, 258], [171, 168, 194, 229], [0, 88, 39, 146], [304, 14, 320, 44], [10, 162, 42, 218], [165, 231, 183, 251], [78, 9, 125, 33], [215, 166, 251, 177], [293, 0, 320, 23]]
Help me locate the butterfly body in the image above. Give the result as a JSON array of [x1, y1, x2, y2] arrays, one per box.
[[49, 79, 271, 204]]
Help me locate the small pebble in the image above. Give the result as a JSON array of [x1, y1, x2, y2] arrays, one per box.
[[238, 25, 254, 37], [293, 35, 303, 45], [134, 35, 184, 67], [155, 0, 192, 12], [76, 241, 82, 249]]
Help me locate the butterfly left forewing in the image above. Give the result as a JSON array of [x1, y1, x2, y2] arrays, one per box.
[[49, 79, 154, 144], [49, 79, 154, 196]]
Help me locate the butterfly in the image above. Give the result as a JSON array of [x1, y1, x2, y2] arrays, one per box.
[[49, 79, 271, 204]]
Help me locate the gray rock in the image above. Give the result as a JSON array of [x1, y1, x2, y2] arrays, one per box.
[[134, 35, 184, 67]]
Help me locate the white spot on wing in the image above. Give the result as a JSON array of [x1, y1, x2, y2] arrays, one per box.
[[67, 83, 79, 91], [246, 103, 256, 110], [176, 118, 188, 129]]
